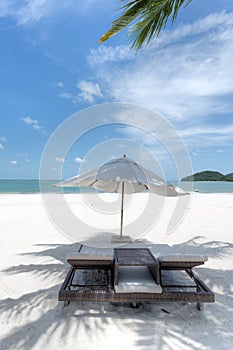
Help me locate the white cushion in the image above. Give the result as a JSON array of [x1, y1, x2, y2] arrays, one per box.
[[67, 252, 113, 261], [115, 266, 162, 294], [158, 254, 208, 262]]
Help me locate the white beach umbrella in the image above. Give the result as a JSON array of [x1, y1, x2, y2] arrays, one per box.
[[55, 155, 187, 241]]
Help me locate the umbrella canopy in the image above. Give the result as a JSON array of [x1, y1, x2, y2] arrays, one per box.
[[55, 155, 187, 241]]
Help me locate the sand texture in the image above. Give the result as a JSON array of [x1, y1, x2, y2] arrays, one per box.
[[0, 193, 233, 350]]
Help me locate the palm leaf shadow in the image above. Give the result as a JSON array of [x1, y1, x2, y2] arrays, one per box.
[[0, 239, 233, 349]]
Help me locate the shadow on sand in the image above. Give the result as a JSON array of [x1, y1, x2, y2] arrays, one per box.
[[0, 237, 233, 350]]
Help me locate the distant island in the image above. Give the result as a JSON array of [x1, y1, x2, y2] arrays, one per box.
[[181, 171, 233, 182]]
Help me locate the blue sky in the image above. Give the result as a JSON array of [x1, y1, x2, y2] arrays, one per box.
[[0, 0, 233, 180]]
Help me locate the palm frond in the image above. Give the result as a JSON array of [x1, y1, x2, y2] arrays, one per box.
[[98, 0, 192, 49], [98, 0, 148, 43]]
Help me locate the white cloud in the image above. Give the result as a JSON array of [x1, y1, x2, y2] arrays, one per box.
[[117, 126, 158, 146], [59, 81, 103, 104], [0, 137, 6, 149], [0, 1, 13, 17], [0, 0, 52, 25], [76, 80, 103, 103], [0, 0, 110, 25], [22, 116, 44, 132], [56, 81, 64, 88], [0, 0, 68, 25], [88, 45, 135, 66], [55, 157, 65, 163], [18, 153, 30, 162], [116, 125, 178, 161], [11, 160, 17, 165], [22, 116, 38, 124], [178, 123, 233, 151], [180, 125, 233, 138], [33, 124, 43, 131], [74, 157, 86, 163], [88, 12, 233, 121], [150, 11, 233, 49], [59, 91, 76, 102], [17, 0, 51, 25]]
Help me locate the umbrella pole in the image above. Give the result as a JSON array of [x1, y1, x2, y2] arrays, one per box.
[[120, 182, 124, 238]]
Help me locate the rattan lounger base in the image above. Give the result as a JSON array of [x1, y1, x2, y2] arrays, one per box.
[[58, 266, 215, 310]]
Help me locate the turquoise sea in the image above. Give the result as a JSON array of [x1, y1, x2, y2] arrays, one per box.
[[0, 179, 232, 194], [0, 180, 99, 194]]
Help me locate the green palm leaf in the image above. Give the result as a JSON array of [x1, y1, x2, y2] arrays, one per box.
[[99, 0, 192, 49]]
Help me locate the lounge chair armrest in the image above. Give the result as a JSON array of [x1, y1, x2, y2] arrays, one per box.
[[67, 252, 113, 262], [158, 254, 208, 263]]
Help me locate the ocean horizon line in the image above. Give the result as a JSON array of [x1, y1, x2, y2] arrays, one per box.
[[0, 179, 232, 194]]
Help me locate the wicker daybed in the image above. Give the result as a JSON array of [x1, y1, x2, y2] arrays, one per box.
[[59, 244, 215, 310]]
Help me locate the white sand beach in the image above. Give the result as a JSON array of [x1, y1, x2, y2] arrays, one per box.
[[0, 192, 233, 350]]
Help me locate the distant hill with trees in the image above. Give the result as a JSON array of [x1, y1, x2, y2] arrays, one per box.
[[181, 171, 233, 181]]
